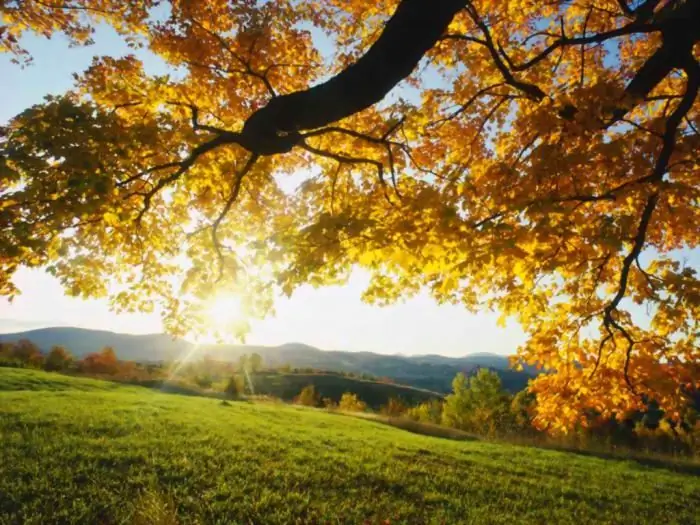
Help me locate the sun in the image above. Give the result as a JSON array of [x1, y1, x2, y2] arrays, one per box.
[[204, 294, 244, 328]]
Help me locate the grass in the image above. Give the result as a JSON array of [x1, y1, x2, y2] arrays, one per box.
[[1, 369, 698, 524]]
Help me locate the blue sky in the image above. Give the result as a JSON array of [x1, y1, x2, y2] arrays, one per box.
[[0, 27, 526, 356]]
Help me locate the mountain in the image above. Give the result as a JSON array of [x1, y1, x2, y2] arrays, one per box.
[[0, 326, 534, 393], [0, 327, 190, 361]]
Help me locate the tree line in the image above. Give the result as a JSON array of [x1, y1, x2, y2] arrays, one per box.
[[1, 340, 122, 375], [292, 368, 700, 458], [2, 338, 698, 457]]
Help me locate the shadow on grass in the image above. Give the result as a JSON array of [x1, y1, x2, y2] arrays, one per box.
[[332, 410, 699, 477], [529, 443, 700, 477], [336, 411, 479, 442], [123, 378, 213, 397]]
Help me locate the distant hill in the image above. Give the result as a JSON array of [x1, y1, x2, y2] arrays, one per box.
[[0, 326, 534, 393], [250, 372, 441, 409]]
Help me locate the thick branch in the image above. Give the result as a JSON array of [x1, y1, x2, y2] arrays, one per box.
[[240, 0, 468, 155]]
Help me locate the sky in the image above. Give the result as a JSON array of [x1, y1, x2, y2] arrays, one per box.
[[2, 22, 696, 357], [0, 27, 527, 356]]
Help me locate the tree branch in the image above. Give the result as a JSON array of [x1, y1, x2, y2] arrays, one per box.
[[240, 0, 469, 155], [211, 153, 259, 282]]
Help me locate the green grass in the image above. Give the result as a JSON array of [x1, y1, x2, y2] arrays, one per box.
[[0, 367, 143, 393], [1, 369, 698, 524]]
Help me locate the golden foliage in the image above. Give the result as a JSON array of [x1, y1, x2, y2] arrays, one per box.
[[1, 0, 699, 431]]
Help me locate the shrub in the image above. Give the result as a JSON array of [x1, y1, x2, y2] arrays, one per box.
[[339, 392, 367, 412], [294, 385, 321, 407]]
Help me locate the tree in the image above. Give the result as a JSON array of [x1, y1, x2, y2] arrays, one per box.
[[442, 369, 511, 436], [248, 353, 263, 373], [224, 376, 245, 399], [510, 390, 537, 434], [294, 384, 321, 407], [338, 392, 367, 413], [11, 340, 44, 368], [44, 345, 73, 372], [80, 346, 119, 375], [2, 0, 699, 432]]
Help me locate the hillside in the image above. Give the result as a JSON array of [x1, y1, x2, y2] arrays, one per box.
[[0, 326, 533, 392], [250, 371, 440, 409], [1, 368, 698, 524]]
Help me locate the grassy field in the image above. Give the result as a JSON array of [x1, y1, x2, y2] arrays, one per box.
[[0, 368, 698, 524]]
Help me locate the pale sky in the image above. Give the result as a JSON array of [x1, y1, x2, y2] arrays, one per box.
[[0, 27, 528, 356]]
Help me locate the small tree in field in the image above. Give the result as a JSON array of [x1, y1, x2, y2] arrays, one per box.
[[294, 385, 320, 407], [224, 376, 244, 399], [248, 353, 263, 373], [442, 369, 511, 436], [510, 390, 537, 433], [339, 392, 367, 413], [44, 345, 73, 372]]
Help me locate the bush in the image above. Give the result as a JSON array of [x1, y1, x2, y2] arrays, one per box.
[[294, 385, 320, 407], [338, 392, 367, 412]]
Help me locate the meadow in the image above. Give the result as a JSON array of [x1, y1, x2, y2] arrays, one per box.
[[1, 368, 698, 524]]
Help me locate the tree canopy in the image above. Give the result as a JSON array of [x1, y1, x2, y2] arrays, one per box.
[[1, 0, 699, 432]]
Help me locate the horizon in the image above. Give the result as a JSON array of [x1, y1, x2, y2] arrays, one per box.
[[0, 319, 515, 358]]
